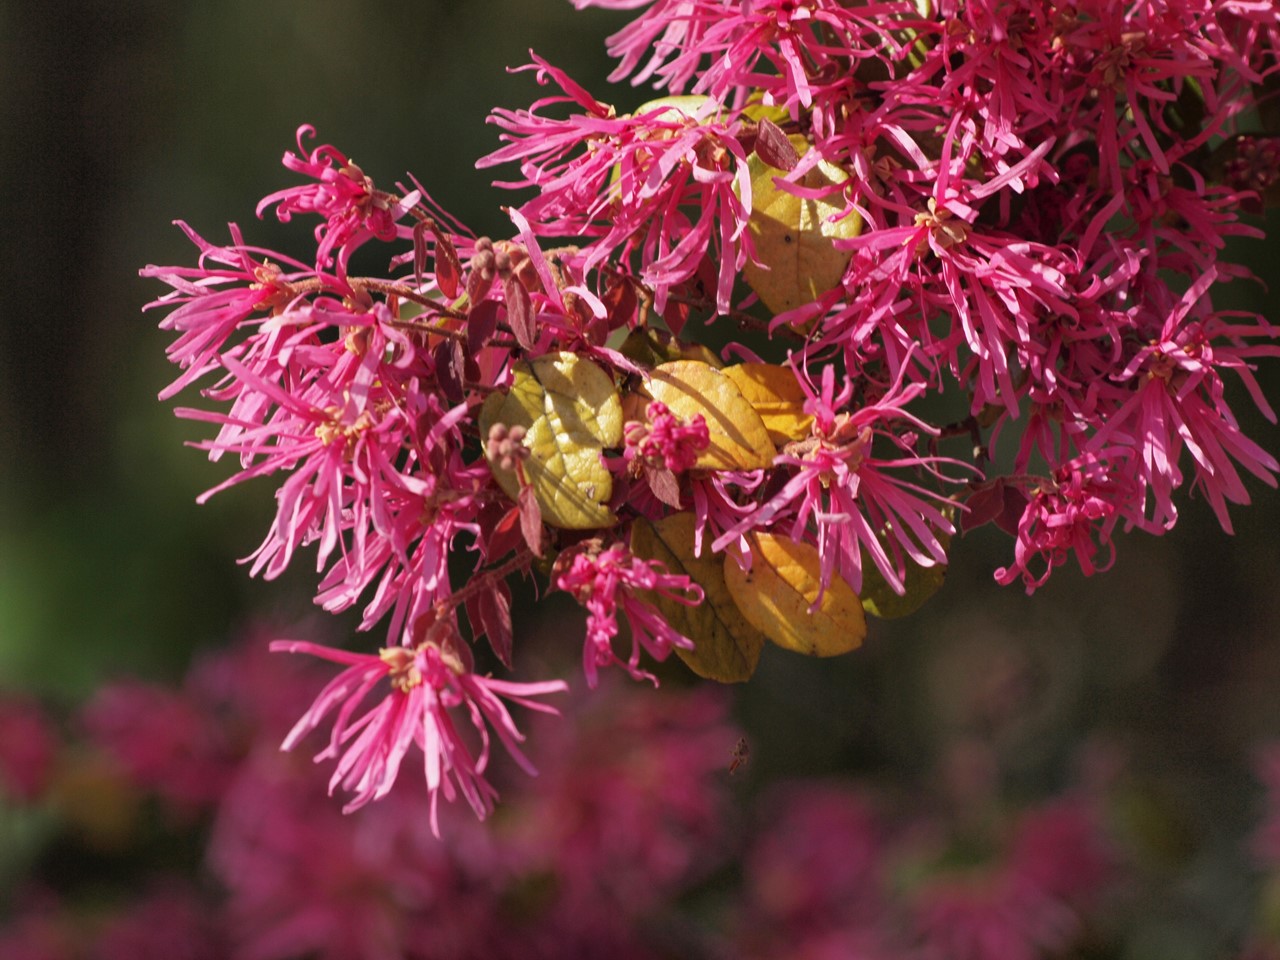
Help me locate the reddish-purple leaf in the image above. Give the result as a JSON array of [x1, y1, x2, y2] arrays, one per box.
[[645, 465, 682, 508], [961, 480, 1006, 533], [754, 118, 800, 171], [517, 483, 544, 556], [467, 298, 500, 355], [433, 227, 462, 299], [504, 275, 537, 351], [474, 580, 514, 669]]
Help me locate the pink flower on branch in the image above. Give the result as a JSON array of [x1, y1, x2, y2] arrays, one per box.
[[258, 125, 422, 275], [481, 53, 754, 314], [713, 362, 961, 597], [1089, 269, 1280, 535], [994, 451, 1140, 595], [624, 400, 710, 474], [554, 542, 702, 687], [140, 222, 315, 401], [271, 634, 566, 829]]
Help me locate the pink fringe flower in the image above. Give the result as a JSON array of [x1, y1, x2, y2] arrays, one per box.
[[271, 636, 566, 830], [624, 400, 710, 474], [714, 362, 960, 597], [554, 542, 702, 686]]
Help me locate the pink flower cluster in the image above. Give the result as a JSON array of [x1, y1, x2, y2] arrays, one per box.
[[142, 0, 1280, 821], [552, 541, 703, 686]]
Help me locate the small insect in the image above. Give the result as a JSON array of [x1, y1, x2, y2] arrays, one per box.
[[728, 736, 750, 776]]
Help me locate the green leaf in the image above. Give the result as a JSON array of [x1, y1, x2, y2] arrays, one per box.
[[480, 352, 623, 529], [630, 513, 765, 683], [859, 524, 950, 619], [859, 556, 947, 619], [618, 328, 722, 370]]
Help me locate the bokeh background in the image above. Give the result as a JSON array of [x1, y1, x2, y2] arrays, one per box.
[[5, 2, 1280, 958]]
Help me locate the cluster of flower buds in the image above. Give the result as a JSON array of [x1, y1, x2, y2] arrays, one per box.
[[143, 0, 1280, 823]]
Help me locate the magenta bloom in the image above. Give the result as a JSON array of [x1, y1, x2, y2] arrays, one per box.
[[994, 451, 1139, 594], [714, 362, 959, 596], [271, 637, 566, 828], [624, 400, 711, 474], [140, 221, 314, 401], [481, 54, 754, 314], [554, 542, 702, 686], [258, 125, 420, 275]]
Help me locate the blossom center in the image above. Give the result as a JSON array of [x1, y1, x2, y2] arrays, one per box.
[[379, 646, 423, 692], [914, 198, 968, 252], [315, 407, 373, 449]]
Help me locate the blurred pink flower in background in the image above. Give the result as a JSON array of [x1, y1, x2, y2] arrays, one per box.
[[0, 696, 57, 804]]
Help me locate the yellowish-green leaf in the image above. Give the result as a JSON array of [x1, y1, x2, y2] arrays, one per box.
[[743, 135, 862, 314], [480, 352, 623, 529], [642, 360, 775, 471], [859, 526, 951, 619], [618, 327, 722, 370], [630, 513, 766, 683], [859, 557, 947, 619], [631, 94, 718, 123], [721, 363, 814, 446], [724, 533, 866, 657], [740, 97, 791, 126]]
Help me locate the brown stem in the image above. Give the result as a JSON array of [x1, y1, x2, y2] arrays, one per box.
[[930, 415, 988, 466], [438, 548, 534, 615], [285, 275, 469, 319]]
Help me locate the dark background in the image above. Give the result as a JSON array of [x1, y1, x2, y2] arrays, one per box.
[[5, 3, 1280, 951]]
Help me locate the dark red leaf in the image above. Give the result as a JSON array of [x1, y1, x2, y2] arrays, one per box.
[[467, 298, 500, 355], [433, 338, 466, 405], [662, 297, 690, 337], [433, 227, 462, 299], [487, 506, 525, 561], [754, 117, 800, 171], [518, 483, 544, 557], [996, 485, 1031, 537], [505, 275, 537, 351], [645, 465, 682, 508], [602, 275, 638, 330]]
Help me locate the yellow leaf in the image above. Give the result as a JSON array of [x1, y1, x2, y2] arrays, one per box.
[[721, 363, 814, 446], [724, 533, 867, 657], [743, 136, 862, 314], [480, 352, 623, 529], [642, 360, 775, 471], [630, 513, 766, 683]]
